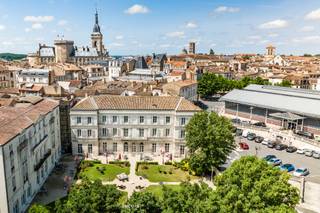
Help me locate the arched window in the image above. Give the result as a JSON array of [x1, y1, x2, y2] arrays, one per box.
[[139, 143, 144, 153], [124, 142, 128, 152], [132, 143, 136, 152]]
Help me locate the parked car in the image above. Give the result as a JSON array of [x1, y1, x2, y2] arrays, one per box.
[[312, 151, 320, 159], [239, 142, 249, 150], [242, 129, 249, 138], [279, 164, 295, 172], [241, 120, 251, 126], [253, 122, 266, 127], [267, 158, 282, 166], [263, 155, 276, 161], [255, 136, 264, 143], [304, 150, 314, 157], [235, 128, 243, 136], [295, 130, 314, 139], [231, 118, 241, 124], [286, 146, 297, 153], [267, 141, 277, 148], [293, 168, 310, 177], [275, 143, 288, 151], [297, 148, 307, 154], [262, 139, 270, 146], [247, 133, 257, 141]]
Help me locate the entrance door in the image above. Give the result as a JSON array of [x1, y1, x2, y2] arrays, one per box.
[[288, 121, 296, 130]]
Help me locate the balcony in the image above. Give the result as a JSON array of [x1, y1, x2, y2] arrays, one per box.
[[32, 134, 48, 152], [34, 149, 51, 171], [17, 139, 28, 152]]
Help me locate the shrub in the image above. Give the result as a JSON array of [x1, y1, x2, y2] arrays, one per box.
[[164, 161, 172, 165], [135, 161, 159, 171], [142, 165, 149, 170], [109, 161, 130, 167]]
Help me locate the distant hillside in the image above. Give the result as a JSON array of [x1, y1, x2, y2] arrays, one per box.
[[0, 53, 27, 61]]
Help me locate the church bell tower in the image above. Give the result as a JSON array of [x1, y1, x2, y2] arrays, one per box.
[[91, 9, 104, 54]]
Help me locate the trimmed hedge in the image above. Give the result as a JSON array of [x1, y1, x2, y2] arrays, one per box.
[[109, 161, 130, 167], [135, 161, 159, 172]]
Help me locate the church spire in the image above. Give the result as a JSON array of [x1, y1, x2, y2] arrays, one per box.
[[92, 9, 101, 33]]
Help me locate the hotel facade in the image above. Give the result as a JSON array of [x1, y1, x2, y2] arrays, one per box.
[[70, 96, 201, 159], [0, 97, 61, 213]]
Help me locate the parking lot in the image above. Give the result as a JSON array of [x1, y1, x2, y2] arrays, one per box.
[[233, 136, 320, 178]]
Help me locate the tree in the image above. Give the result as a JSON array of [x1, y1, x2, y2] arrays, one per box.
[[123, 191, 161, 213], [55, 178, 123, 213], [209, 49, 215, 55], [28, 204, 50, 213], [275, 80, 291, 87], [185, 111, 235, 175], [213, 156, 299, 213], [162, 182, 216, 213]]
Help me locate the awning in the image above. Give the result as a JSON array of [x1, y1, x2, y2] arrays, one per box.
[[269, 112, 305, 121]]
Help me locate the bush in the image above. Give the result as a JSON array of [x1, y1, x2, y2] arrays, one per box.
[[109, 161, 130, 167], [164, 161, 172, 165], [142, 165, 149, 170], [135, 161, 159, 171]]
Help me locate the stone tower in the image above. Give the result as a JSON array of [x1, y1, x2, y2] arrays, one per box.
[[189, 42, 196, 54], [91, 10, 104, 54], [266, 45, 276, 56], [54, 39, 74, 63]]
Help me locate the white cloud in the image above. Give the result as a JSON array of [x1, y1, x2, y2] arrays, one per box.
[[125, 4, 150, 15], [58, 20, 68, 26], [2, 41, 13, 46], [300, 26, 315, 32], [292, 36, 320, 44], [115, 35, 124, 40], [25, 28, 31, 32], [248, 35, 261, 40], [160, 44, 171, 48], [31, 23, 43, 29], [268, 33, 279, 38], [305, 9, 320, 20], [259, 19, 288, 29], [166, 31, 185, 38], [210, 43, 216, 47], [214, 6, 240, 13], [0, 25, 5, 31], [185, 21, 197, 29], [24, 15, 54, 22], [110, 42, 124, 47]]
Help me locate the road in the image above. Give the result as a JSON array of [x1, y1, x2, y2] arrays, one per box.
[[231, 136, 320, 178]]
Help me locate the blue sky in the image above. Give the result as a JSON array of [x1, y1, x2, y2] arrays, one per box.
[[1, 0, 320, 55]]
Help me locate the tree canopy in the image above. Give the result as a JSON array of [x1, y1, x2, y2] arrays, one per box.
[[197, 73, 270, 97], [28, 204, 50, 213], [185, 111, 235, 175], [123, 191, 161, 213], [54, 178, 123, 213], [213, 156, 299, 213]]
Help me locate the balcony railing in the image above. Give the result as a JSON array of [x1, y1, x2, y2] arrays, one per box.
[[34, 149, 51, 171]]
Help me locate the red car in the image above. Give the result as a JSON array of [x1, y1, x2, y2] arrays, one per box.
[[239, 142, 249, 150]]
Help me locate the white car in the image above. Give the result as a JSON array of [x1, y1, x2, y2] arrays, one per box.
[[293, 168, 310, 177], [262, 139, 271, 146], [297, 148, 307, 154], [242, 129, 249, 138]]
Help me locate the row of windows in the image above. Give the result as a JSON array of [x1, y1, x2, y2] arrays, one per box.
[[76, 116, 187, 125], [77, 143, 185, 155], [77, 128, 185, 138]]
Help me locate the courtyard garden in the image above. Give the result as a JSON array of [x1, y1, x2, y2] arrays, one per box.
[[78, 160, 130, 182], [135, 161, 198, 182], [144, 184, 181, 198]]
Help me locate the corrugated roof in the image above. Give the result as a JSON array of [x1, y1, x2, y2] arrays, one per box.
[[72, 95, 201, 112], [220, 84, 320, 118]]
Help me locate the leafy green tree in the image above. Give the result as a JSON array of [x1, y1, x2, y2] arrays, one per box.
[[275, 80, 292, 87], [213, 156, 299, 213], [55, 178, 123, 213], [209, 49, 215, 55], [185, 111, 235, 175], [123, 191, 161, 213], [162, 182, 217, 213], [28, 204, 50, 213]]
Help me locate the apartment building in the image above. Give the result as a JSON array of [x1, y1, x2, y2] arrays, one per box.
[[16, 68, 52, 88], [70, 96, 201, 158], [0, 97, 61, 213]]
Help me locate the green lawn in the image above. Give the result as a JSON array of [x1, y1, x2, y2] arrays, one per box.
[[136, 164, 198, 182], [144, 185, 181, 199], [80, 163, 129, 182]]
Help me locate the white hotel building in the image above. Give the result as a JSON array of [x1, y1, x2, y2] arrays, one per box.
[[70, 96, 201, 158], [0, 97, 61, 213]]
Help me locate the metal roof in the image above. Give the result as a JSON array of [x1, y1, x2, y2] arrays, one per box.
[[220, 84, 320, 118], [269, 112, 305, 120]]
